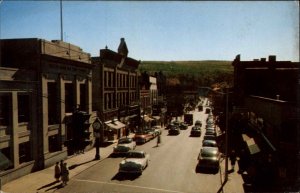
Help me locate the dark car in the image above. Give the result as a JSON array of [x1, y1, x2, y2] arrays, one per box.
[[205, 130, 217, 136], [190, 126, 201, 137], [179, 122, 189, 130], [168, 125, 180, 135], [194, 120, 202, 128], [197, 147, 220, 172], [203, 134, 216, 141], [202, 139, 218, 147]]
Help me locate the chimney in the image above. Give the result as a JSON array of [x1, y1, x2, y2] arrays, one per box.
[[269, 55, 276, 62], [261, 58, 266, 62]]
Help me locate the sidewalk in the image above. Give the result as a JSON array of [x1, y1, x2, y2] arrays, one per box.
[[2, 139, 118, 193]]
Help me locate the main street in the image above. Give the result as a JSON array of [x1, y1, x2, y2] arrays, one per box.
[[59, 107, 227, 193]]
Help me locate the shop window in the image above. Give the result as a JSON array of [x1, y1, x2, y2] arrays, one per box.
[[18, 94, 29, 123], [48, 82, 59, 125], [65, 83, 74, 113], [49, 134, 60, 152], [19, 141, 32, 164], [0, 94, 10, 126]]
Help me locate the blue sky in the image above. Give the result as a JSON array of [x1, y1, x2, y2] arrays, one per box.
[[0, 1, 299, 62]]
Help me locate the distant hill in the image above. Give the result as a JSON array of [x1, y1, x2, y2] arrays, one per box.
[[139, 60, 234, 87]]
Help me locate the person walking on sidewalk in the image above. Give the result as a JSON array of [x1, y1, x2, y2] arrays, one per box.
[[54, 162, 61, 182], [156, 134, 161, 147], [61, 163, 69, 186]]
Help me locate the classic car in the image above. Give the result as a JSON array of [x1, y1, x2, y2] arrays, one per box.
[[203, 134, 216, 141], [194, 120, 202, 128], [197, 147, 220, 172], [179, 122, 189, 130], [190, 126, 201, 137], [202, 139, 218, 147], [168, 125, 180, 135], [134, 131, 153, 144], [119, 150, 150, 174], [113, 137, 136, 156], [205, 130, 217, 136]]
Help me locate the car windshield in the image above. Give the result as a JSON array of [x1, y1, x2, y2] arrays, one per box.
[[192, 127, 200, 130], [118, 138, 132, 144], [127, 152, 144, 158], [201, 148, 218, 157]]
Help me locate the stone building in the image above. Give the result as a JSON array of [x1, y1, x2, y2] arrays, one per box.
[[0, 38, 94, 184], [92, 38, 140, 143]]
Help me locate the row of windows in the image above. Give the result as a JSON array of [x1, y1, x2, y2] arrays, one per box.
[[104, 71, 137, 88], [104, 92, 138, 110], [0, 94, 30, 126]]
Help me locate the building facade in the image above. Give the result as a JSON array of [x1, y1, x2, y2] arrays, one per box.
[[0, 39, 94, 184], [231, 55, 300, 189], [92, 38, 140, 143]]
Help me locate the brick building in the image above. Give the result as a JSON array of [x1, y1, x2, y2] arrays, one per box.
[[92, 38, 140, 143]]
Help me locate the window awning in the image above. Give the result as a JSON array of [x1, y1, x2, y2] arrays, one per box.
[[152, 116, 161, 120], [246, 138, 261, 155], [105, 120, 126, 130]]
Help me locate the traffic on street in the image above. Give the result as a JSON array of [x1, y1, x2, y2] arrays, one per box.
[[56, 98, 240, 193]]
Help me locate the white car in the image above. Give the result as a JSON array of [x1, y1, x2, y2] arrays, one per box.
[[119, 150, 150, 175], [113, 137, 136, 156]]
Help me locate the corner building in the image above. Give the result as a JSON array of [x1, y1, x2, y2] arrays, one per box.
[[0, 38, 94, 184]]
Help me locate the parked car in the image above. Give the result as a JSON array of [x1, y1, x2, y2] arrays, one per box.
[[190, 126, 201, 137], [168, 125, 180, 135], [195, 120, 202, 128], [203, 134, 216, 141], [119, 150, 150, 175], [202, 139, 218, 147], [205, 130, 217, 136], [144, 128, 156, 139], [113, 137, 136, 156], [134, 131, 153, 144], [197, 147, 220, 172]]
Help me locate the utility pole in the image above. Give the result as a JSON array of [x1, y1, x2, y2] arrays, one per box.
[[224, 88, 229, 182]]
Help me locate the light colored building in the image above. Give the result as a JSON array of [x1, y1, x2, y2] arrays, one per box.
[[0, 38, 94, 184]]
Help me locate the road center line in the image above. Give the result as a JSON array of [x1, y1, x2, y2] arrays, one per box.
[[74, 178, 185, 193]]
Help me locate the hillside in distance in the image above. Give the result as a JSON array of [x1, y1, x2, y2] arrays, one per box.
[[139, 60, 234, 87]]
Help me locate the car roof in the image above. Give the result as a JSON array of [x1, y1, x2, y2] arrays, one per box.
[[128, 150, 145, 154], [201, 146, 219, 154]]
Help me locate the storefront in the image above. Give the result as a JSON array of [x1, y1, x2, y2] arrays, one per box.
[[104, 119, 126, 141]]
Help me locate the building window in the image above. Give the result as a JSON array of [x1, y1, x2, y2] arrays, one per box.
[[65, 83, 74, 113], [19, 141, 32, 164], [80, 84, 87, 111], [48, 82, 59, 125], [18, 94, 29, 123], [49, 134, 60, 152], [0, 94, 10, 126]]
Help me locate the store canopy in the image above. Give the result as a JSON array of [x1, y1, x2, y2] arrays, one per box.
[[105, 120, 126, 130], [142, 116, 154, 122], [152, 116, 161, 120]]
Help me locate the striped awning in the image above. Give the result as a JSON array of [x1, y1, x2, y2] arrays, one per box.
[[105, 120, 126, 130]]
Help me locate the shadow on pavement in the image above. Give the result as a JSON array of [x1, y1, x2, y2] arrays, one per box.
[[111, 172, 140, 181], [44, 183, 64, 192], [68, 159, 96, 170], [37, 180, 60, 191]]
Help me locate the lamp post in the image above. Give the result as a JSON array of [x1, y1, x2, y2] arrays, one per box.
[[92, 117, 102, 160]]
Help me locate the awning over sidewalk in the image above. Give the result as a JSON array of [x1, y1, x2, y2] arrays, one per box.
[[152, 116, 161, 120], [142, 115, 154, 122], [105, 120, 126, 130]]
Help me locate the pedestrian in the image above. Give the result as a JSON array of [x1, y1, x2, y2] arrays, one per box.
[[54, 162, 61, 182], [156, 134, 161, 146], [229, 150, 237, 171], [61, 162, 69, 186], [60, 160, 64, 171]]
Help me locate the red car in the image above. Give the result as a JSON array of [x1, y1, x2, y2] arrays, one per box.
[[134, 131, 153, 144]]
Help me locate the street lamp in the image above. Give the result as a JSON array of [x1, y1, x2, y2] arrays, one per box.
[[92, 117, 102, 160]]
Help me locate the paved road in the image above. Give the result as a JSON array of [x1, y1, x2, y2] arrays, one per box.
[[58, 109, 225, 193]]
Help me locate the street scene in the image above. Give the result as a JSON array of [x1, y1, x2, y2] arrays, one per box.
[[0, 1, 299, 193]]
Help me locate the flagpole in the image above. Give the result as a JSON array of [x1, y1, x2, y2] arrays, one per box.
[[60, 0, 63, 41]]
